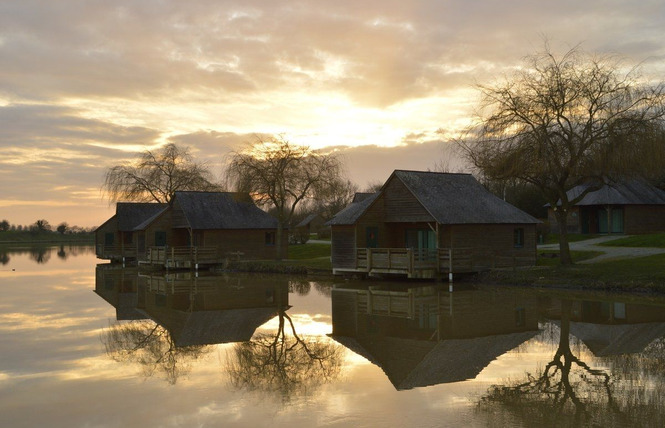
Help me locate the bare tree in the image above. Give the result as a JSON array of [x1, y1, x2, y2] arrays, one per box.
[[103, 143, 219, 204], [226, 136, 344, 260], [308, 178, 359, 221], [33, 219, 51, 232], [460, 44, 665, 264]]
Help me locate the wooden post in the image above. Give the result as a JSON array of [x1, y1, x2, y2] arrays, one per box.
[[367, 249, 373, 273], [448, 248, 453, 283]]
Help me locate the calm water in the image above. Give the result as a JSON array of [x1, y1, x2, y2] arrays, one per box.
[[2, 246, 665, 427]]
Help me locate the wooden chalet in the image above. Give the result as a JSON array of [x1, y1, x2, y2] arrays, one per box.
[[292, 213, 327, 243], [95, 202, 167, 262], [136, 191, 286, 269], [548, 180, 665, 234], [328, 170, 539, 279]]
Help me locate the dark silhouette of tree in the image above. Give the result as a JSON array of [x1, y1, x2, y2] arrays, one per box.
[[56, 222, 68, 234], [0, 220, 9, 232], [226, 307, 343, 402], [102, 320, 211, 385], [461, 43, 665, 264], [33, 219, 51, 232], [477, 299, 665, 427], [103, 143, 219, 204], [29, 246, 51, 264], [226, 136, 344, 260]]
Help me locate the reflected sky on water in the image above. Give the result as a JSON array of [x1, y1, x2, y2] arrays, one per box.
[[2, 247, 665, 427]]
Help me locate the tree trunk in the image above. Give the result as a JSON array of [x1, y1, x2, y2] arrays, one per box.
[[275, 221, 284, 261], [555, 211, 574, 265]]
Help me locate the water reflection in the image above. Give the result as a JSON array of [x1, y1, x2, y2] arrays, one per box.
[[95, 266, 343, 395], [0, 245, 94, 265], [330, 284, 540, 390], [478, 295, 665, 427]]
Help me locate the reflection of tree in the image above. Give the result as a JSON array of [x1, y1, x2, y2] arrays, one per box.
[[102, 320, 210, 385], [227, 308, 343, 402], [57, 245, 67, 260], [478, 299, 665, 427], [29, 246, 51, 264], [289, 279, 311, 296], [0, 251, 9, 265]]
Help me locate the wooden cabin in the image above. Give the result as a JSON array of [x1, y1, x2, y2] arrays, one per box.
[[138, 191, 286, 268], [548, 180, 665, 234], [327, 170, 539, 278], [95, 202, 167, 262], [292, 213, 326, 243]]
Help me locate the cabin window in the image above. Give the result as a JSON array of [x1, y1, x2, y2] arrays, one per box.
[[265, 232, 276, 246], [514, 228, 524, 248]]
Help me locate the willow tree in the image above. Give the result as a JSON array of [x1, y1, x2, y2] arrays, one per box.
[[461, 45, 665, 264], [226, 136, 344, 260], [103, 143, 219, 204]]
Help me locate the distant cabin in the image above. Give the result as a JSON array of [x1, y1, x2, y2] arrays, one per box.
[[96, 191, 285, 267], [292, 213, 327, 243], [95, 202, 167, 262], [327, 170, 539, 278], [548, 180, 665, 234]]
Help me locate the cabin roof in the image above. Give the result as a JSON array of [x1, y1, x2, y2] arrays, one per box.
[[296, 213, 322, 228], [565, 180, 665, 206], [116, 202, 167, 231], [326, 192, 380, 225], [328, 170, 538, 225], [173, 191, 278, 230]]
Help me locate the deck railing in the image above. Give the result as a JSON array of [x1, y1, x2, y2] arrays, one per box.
[[356, 247, 474, 275], [144, 246, 221, 268], [96, 244, 137, 259]]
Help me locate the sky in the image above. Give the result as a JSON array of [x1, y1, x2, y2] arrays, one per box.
[[1, 1, 664, 228]]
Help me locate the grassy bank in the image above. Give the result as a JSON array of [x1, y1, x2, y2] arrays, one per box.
[[598, 233, 665, 248], [0, 230, 93, 245]]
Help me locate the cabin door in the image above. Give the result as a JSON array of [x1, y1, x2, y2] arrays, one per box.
[[104, 233, 114, 247], [366, 227, 378, 248], [406, 229, 436, 260], [154, 231, 167, 247]]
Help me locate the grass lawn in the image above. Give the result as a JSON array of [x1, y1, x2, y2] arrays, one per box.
[[598, 233, 665, 248], [287, 243, 331, 260], [487, 252, 665, 293], [536, 250, 604, 266], [542, 233, 600, 245]]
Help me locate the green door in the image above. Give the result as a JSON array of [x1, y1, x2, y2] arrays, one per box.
[[155, 231, 167, 247], [366, 227, 378, 248]]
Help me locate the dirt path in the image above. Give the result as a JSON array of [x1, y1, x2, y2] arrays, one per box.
[[538, 236, 665, 263]]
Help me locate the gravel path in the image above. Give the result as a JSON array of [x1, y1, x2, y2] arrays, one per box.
[[538, 235, 665, 264]]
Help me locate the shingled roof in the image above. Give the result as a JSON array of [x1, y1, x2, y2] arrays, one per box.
[[173, 191, 278, 230], [116, 202, 167, 231], [565, 180, 665, 206], [328, 170, 538, 225]]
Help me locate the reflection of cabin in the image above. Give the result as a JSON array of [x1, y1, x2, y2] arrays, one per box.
[[543, 298, 665, 357], [548, 180, 665, 234], [136, 273, 289, 346], [327, 170, 539, 278], [133, 191, 286, 268], [94, 264, 147, 321], [95, 203, 166, 261], [331, 285, 539, 389]]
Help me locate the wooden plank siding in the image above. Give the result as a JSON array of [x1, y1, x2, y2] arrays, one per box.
[[383, 177, 434, 223], [331, 226, 357, 269]]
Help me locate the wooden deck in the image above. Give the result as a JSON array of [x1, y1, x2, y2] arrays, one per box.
[[96, 244, 137, 261], [334, 247, 474, 279], [139, 246, 224, 269]]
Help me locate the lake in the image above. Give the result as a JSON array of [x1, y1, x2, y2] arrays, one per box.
[[2, 245, 665, 427]]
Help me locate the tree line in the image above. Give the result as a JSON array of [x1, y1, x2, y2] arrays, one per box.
[[0, 219, 94, 235]]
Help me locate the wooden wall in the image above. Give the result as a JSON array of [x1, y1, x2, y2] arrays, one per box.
[[331, 225, 356, 269], [441, 224, 537, 268], [383, 177, 433, 223], [204, 229, 287, 260], [624, 205, 665, 234]]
